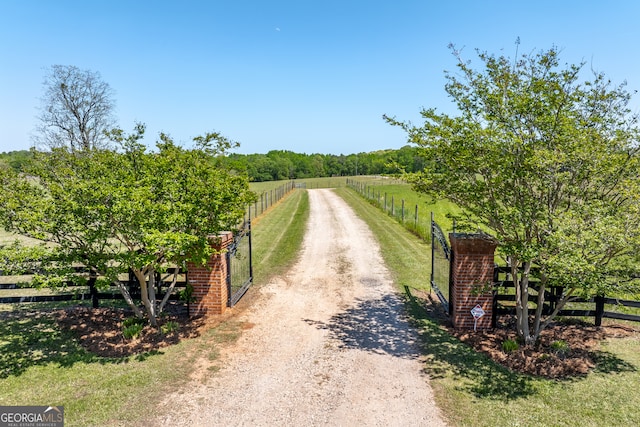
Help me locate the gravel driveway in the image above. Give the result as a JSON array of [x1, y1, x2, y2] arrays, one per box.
[[156, 189, 446, 426]]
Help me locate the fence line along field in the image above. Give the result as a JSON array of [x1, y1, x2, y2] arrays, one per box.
[[347, 176, 460, 242]]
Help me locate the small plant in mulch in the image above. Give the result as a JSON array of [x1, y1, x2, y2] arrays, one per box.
[[501, 338, 519, 353], [122, 317, 146, 340], [161, 320, 180, 334], [550, 339, 570, 358]]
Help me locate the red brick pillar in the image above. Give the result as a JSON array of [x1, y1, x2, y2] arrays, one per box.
[[449, 233, 497, 330], [187, 232, 233, 317]]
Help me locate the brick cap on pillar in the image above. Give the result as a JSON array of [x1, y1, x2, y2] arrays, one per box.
[[207, 231, 234, 249], [449, 232, 498, 254]]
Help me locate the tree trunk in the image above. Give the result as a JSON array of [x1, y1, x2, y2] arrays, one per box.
[[113, 279, 143, 318], [158, 268, 179, 313], [514, 260, 534, 345], [148, 269, 157, 326], [532, 281, 546, 342], [133, 268, 158, 327]]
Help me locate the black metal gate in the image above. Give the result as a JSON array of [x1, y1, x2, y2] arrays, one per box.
[[227, 220, 253, 307], [430, 213, 451, 314]]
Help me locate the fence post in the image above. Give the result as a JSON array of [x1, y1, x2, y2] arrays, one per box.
[[248, 220, 253, 280], [391, 196, 395, 216], [88, 268, 99, 308], [430, 212, 435, 293], [492, 265, 499, 328], [414, 205, 418, 228], [401, 199, 405, 223], [595, 295, 605, 327]]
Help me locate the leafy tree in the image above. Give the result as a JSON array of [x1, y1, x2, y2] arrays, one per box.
[[0, 125, 255, 326], [0, 151, 33, 172], [387, 45, 640, 345], [34, 65, 116, 151]]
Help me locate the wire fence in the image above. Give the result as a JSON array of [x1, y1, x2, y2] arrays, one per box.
[[346, 178, 431, 242]]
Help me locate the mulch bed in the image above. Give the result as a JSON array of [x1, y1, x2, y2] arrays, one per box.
[[449, 318, 637, 378], [54, 304, 206, 358], [412, 289, 639, 378]]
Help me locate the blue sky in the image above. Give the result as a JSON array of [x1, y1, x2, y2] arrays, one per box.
[[1, 1, 640, 155]]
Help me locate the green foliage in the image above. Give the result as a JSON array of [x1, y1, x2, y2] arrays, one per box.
[[0, 151, 33, 172], [388, 44, 640, 344], [550, 340, 570, 356], [122, 317, 146, 329], [502, 339, 519, 353], [122, 323, 144, 340], [160, 321, 179, 334], [122, 317, 146, 339], [178, 283, 196, 304], [0, 124, 255, 326]]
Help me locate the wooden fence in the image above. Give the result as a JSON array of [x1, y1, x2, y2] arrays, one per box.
[[493, 266, 640, 327], [0, 267, 187, 308]]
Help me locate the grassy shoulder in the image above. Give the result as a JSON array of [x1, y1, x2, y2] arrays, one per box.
[[336, 187, 640, 427], [0, 189, 310, 427], [251, 189, 309, 283]]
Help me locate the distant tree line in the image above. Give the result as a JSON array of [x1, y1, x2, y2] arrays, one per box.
[[0, 145, 426, 180], [223, 145, 427, 181], [0, 150, 32, 172]]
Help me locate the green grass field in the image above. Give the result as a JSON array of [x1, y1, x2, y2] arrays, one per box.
[[337, 186, 640, 427], [348, 176, 460, 240]]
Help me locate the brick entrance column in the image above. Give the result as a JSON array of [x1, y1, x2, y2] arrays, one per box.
[[187, 231, 233, 317], [449, 233, 498, 329]]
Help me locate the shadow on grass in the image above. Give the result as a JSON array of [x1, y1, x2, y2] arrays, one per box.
[[0, 308, 129, 379], [403, 286, 537, 401], [304, 292, 423, 360], [592, 350, 637, 374]]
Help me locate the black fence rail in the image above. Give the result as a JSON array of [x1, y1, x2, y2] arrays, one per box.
[[493, 265, 640, 327], [0, 268, 187, 307]]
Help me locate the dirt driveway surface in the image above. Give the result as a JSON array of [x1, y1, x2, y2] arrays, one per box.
[[156, 189, 447, 426]]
